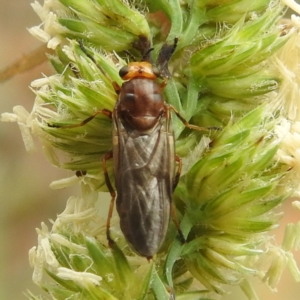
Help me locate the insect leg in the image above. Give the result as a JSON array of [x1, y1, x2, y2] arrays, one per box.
[[173, 155, 182, 191], [48, 109, 112, 129], [169, 105, 221, 131], [171, 204, 185, 244], [171, 155, 185, 244], [49, 43, 117, 129], [102, 150, 116, 247]]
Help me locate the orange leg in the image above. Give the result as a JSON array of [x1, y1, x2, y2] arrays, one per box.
[[169, 105, 221, 132]]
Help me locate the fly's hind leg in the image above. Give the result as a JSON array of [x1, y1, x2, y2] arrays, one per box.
[[102, 150, 116, 247], [171, 155, 185, 244], [169, 105, 221, 132], [173, 155, 182, 191]]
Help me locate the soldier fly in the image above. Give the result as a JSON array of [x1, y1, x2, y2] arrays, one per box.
[[50, 39, 214, 259]]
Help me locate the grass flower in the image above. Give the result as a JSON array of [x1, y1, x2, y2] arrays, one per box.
[[2, 0, 300, 299]]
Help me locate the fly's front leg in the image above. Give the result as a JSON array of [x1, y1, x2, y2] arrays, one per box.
[[169, 105, 221, 132], [102, 150, 116, 247], [48, 109, 112, 129]]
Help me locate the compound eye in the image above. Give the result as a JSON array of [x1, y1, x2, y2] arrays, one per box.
[[152, 66, 161, 77], [119, 66, 129, 78]]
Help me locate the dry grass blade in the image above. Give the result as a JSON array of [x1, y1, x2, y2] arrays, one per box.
[[0, 44, 53, 83]]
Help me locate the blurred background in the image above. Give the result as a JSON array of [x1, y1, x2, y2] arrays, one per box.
[[0, 1, 299, 299], [0, 1, 80, 298]]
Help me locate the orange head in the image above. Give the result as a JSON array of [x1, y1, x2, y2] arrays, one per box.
[[119, 62, 160, 80]]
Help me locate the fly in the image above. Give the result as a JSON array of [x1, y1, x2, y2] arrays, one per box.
[[50, 39, 216, 259]]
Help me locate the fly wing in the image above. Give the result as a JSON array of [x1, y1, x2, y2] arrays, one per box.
[[113, 116, 175, 257]]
